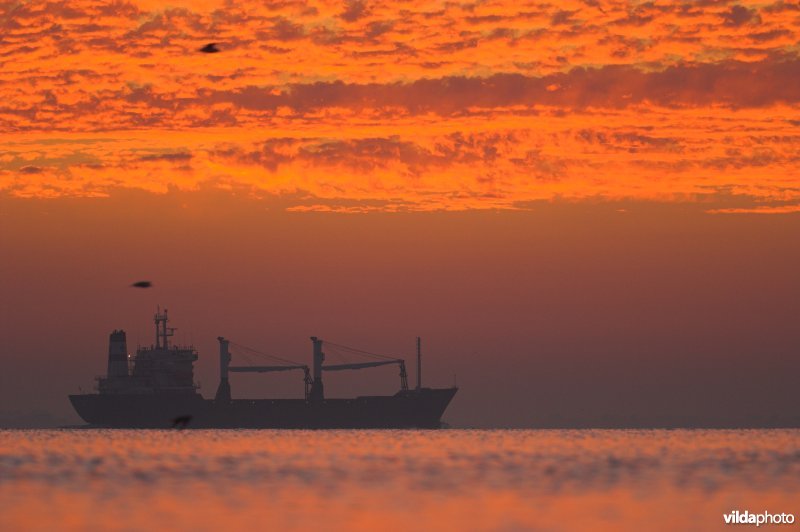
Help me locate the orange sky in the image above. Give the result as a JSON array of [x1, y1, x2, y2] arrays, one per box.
[[1, 0, 799, 211]]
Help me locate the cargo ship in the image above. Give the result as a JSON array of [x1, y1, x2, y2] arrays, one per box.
[[69, 309, 458, 428]]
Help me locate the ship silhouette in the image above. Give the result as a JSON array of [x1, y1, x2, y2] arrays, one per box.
[[69, 309, 457, 428]]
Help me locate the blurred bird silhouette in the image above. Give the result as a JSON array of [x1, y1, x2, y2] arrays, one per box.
[[172, 415, 192, 429], [200, 43, 220, 53], [131, 281, 152, 288]]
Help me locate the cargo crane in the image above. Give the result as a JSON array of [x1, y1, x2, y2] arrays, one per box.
[[216, 336, 410, 403], [215, 337, 312, 402], [311, 336, 408, 397]]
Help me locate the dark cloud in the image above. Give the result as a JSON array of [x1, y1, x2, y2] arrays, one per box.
[[124, 7, 208, 44], [5, 58, 798, 132], [365, 20, 394, 39], [611, 12, 654, 26], [509, 149, 571, 181], [762, 1, 800, 13], [721, 5, 761, 27], [465, 14, 505, 24], [551, 10, 578, 26], [213, 138, 297, 172], [57, 5, 88, 19], [632, 147, 800, 174], [747, 29, 792, 42], [703, 148, 792, 170], [576, 129, 682, 153], [19, 165, 44, 174], [487, 27, 518, 41], [138, 152, 193, 162], [341, 0, 369, 22], [435, 38, 480, 53], [267, 16, 305, 41], [96, 1, 141, 19], [299, 137, 426, 171], [212, 133, 516, 173], [349, 42, 417, 59], [309, 25, 346, 45], [209, 59, 800, 114]]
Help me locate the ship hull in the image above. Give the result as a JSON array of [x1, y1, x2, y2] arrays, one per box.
[[69, 388, 457, 429]]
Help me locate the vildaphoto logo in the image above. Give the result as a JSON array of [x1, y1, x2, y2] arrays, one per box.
[[723, 510, 795, 526]]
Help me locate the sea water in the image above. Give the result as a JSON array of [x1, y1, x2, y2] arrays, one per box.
[[1, 429, 799, 531]]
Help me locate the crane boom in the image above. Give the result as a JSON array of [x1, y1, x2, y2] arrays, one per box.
[[322, 360, 400, 371], [229, 365, 308, 373]]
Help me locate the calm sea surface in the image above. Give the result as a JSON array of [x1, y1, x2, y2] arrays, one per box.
[[1, 429, 799, 531]]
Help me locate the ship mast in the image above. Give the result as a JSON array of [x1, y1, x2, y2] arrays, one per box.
[[154, 307, 175, 349], [416, 336, 422, 390]]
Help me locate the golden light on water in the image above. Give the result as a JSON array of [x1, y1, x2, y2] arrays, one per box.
[[2, 430, 800, 531]]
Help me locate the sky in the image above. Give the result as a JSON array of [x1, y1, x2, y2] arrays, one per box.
[[1, 0, 799, 427]]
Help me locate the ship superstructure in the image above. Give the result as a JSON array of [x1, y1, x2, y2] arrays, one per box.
[[70, 309, 457, 428], [97, 309, 198, 395]]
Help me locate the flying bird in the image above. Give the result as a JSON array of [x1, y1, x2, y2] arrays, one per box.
[[200, 43, 220, 53], [131, 281, 152, 288]]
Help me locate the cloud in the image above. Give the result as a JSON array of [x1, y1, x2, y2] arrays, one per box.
[[138, 152, 193, 161], [213, 133, 515, 174], [721, 5, 761, 27], [709, 204, 800, 214], [6, 58, 797, 134], [2, 0, 799, 213], [262, 16, 305, 40], [201, 59, 800, 116], [575, 129, 682, 153], [340, 0, 369, 22], [747, 28, 793, 42], [19, 165, 44, 174]]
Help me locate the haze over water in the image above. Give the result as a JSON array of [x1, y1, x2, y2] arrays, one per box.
[[2, 429, 799, 531]]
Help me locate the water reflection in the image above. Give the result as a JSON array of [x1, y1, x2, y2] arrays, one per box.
[[1, 429, 798, 530]]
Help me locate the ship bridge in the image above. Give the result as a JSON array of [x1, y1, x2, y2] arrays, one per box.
[[97, 308, 199, 395]]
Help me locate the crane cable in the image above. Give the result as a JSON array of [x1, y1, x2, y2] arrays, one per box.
[[227, 339, 403, 367], [322, 341, 404, 362], [228, 340, 306, 367]]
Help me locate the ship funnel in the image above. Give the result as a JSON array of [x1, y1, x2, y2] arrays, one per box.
[[107, 330, 128, 377]]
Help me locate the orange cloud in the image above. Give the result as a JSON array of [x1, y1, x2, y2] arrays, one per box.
[[1, 0, 798, 211]]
